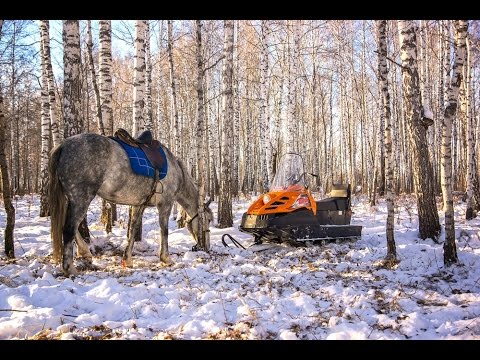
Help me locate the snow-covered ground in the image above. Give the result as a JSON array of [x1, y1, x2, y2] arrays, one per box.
[[0, 194, 479, 339]]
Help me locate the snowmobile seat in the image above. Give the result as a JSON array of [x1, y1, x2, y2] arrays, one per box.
[[330, 183, 351, 198], [316, 184, 351, 212], [316, 197, 349, 211]]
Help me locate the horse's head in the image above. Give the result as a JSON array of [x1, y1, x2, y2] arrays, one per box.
[[187, 198, 213, 251]]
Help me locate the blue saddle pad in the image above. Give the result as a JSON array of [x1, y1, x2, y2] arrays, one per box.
[[113, 139, 168, 180]]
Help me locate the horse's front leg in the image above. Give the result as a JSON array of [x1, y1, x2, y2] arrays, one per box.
[[158, 204, 174, 265], [122, 205, 146, 267]]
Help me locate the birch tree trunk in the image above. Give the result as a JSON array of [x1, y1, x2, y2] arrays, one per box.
[[443, 20, 468, 266], [232, 21, 240, 197], [63, 20, 83, 138], [217, 20, 234, 228], [132, 20, 146, 136], [285, 21, 297, 153], [39, 20, 59, 148], [99, 20, 113, 136], [194, 20, 209, 249], [259, 20, 270, 191], [39, 21, 51, 217], [167, 20, 180, 154], [144, 21, 153, 131], [86, 20, 105, 135], [464, 33, 480, 220], [398, 20, 441, 240], [98, 20, 115, 232], [0, 93, 15, 258], [0, 20, 15, 258], [377, 20, 396, 262], [63, 20, 90, 240]]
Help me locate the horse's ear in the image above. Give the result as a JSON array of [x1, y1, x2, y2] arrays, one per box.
[[204, 196, 212, 208]]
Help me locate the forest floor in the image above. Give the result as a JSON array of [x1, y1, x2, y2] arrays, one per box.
[[0, 194, 479, 339]]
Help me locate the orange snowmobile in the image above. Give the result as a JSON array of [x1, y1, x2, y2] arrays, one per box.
[[239, 153, 362, 244]]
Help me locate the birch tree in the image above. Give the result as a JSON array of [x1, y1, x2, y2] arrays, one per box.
[[259, 20, 270, 191], [86, 20, 105, 135], [144, 21, 153, 131], [377, 20, 396, 262], [285, 20, 297, 153], [98, 20, 115, 232], [167, 20, 179, 153], [195, 20, 209, 249], [217, 20, 234, 228], [0, 19, 15, 258], [63, 20, 83, 138], [443, 20, 468, 266], [39, 20, 59, 148], [398, 20, 441, 240], [464, 32, 480, 220], [132, 20, 146, 135], [39, 21, 50, 217], [99, 20, 113, 136], [63, 20, 90, 240]]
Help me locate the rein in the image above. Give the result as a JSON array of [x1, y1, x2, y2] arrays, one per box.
[[186, 212, 198, 225]]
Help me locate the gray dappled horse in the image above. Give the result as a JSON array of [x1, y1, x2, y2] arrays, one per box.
[[48, 133, 213, 276]]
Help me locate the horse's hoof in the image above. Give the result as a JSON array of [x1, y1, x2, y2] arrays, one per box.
[[121, 258, 133, 268], [160, 256, 174, 266], [63, 266, 79, 277]]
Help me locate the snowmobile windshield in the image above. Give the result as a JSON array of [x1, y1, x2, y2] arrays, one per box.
[[270, 153, 306, 191]]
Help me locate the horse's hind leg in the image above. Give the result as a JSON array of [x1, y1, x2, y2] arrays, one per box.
[[63, 196, 95, 276], [122, 205, 146, 267]]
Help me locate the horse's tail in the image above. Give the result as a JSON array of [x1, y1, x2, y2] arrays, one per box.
[[49, 144, 67, 263]]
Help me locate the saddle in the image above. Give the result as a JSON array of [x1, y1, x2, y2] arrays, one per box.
[[113, 128, 164, 170]]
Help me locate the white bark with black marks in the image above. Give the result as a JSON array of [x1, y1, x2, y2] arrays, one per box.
[[39, 20, 51, 217], [99, 20, 115, 232], [144, 21, 153, 132], [218, 20, 234, 228], [285, 20, 299, 153], [39, 20, 59, 147], [0, 19, 16, 258], [464, 34, 480, 220], [63, 20, 82, 137], [99, 20, 113, 136], [376, 20, 396, 262], [86, 20, 104, 135], [133, 20, 146, 136], [167, 20, 180, 153], [259, 20, 270, 191], [443, 20, 468, 266], [195, 20, 209, 249], [398, 20, 441, 240]]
